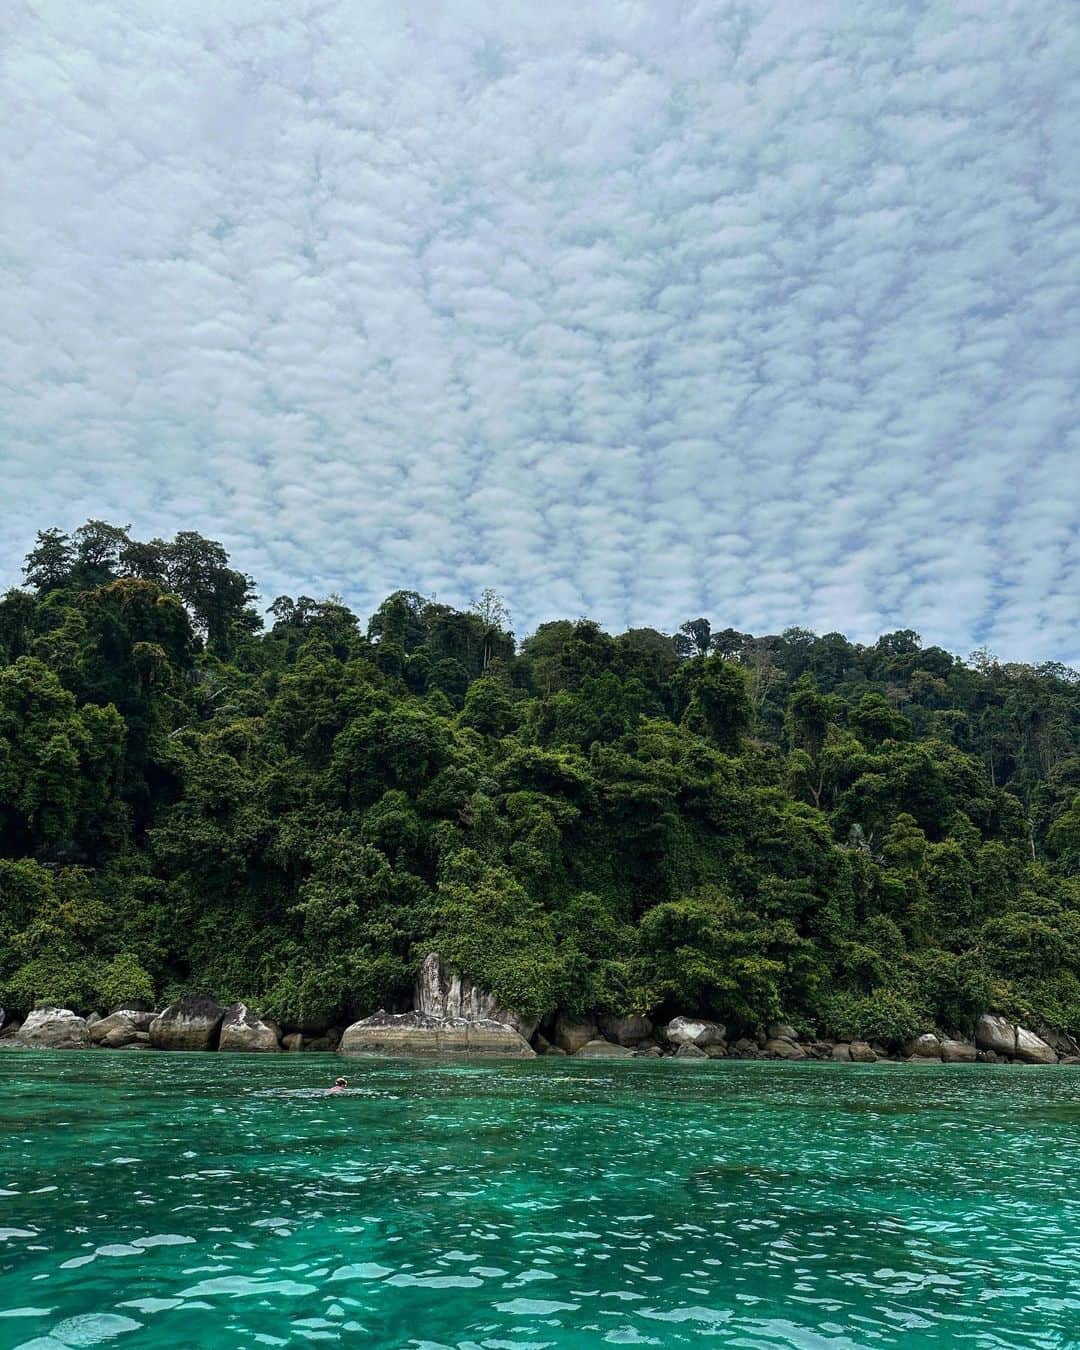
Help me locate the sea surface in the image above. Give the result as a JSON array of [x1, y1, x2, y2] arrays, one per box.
[[1, 1053, 1078, 1349]]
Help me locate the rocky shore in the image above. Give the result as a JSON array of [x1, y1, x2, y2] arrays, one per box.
[[2, 955, 1078, 1066]]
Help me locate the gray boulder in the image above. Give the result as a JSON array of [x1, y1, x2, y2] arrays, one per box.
[[731, 1037, 759, 1058], [1014, 1026, 1056, 1064], [219, 1004, 280, 1053], [764, 1037, 806, 1060], [940, 1039, 976, 1063], [553, 1014, 598, 1055], [1036, 1027, 1078, 1057], [849, 1040, 877, 1063], [415, 953, 539, 1041], [575, 1038, 635, 1058], [340, 1010, 535, 1057], [905, 1033, 942, 1060], [675, 1042, 709, 1058], [89, 1012, 141, 1049], [598, 1013, 654, 1045], [974, 1013, 1016, 1057], [767, 1023, 799, 1043], [149, 994, 224, 1051], [663, 1016, 726, 1049], [282, 1032, 303, 1052], [831, 1043, 852, 1061], [16, 1008, 90, 1050]]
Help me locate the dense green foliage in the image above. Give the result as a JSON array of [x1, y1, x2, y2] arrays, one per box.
[[2, 523, 1078, 1041]]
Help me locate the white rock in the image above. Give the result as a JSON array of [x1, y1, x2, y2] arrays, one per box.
[[16, 1008, 90, 1050], [1014, 1026, 1056, 1064], [415, 953, 539, 1041], [663, 1016, 726, 1049]]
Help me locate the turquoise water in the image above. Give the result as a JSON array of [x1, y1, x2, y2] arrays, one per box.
[[1, 1055, 1078, 1348]]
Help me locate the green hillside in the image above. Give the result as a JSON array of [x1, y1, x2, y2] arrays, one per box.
[[2, 520, 1078, 1042]]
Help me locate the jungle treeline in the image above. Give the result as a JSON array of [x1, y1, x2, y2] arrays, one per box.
[[1, 519, 1078, 1042]]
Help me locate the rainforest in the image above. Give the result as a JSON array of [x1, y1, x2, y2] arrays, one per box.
[[2, 519, 1079, 1044]]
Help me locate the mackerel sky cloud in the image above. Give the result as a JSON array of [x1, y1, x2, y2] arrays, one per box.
[[2, 0, 1078, 662]]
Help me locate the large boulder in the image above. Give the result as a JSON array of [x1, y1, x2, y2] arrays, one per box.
[[905, 1033, 942, 1060], [598, 1014, 654, 1046], [282, 1032, 303, 1052], [675, 1042, 709, 1059], [1036, 1027, 1078, 1057], [574, 1039, 635, 1058], [663, 1016, 726, 1050], [219, 1004, 280, 1053], [415, 953, 539, 1042], [149, 995, 224, 1051], [767, 1023, 799, 1043], [109, 1008, 157, 1033], [764, 1038, 806, 1060], [553, 1014, 598, 1055], [89, 1012, 141, 1049], [1014, 1026, 1057, 1065], [340, 1010, 534, 1058], [831, 1043, 852, 1061], [16, 1008, 90, 1050], [849, 1040, 877, 1063], [940, 1039, 976, 1063], [974, 1014, 1016, 1057]]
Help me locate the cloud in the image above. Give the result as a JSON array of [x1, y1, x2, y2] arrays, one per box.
[[1, 0, 1078, 663]]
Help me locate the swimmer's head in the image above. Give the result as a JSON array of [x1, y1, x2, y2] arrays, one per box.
[[334, 1077, 348, 1087]]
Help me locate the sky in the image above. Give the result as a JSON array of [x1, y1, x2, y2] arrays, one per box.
[[2, 0, 1078, 663]]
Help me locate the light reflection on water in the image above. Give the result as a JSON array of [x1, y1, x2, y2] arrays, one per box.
[[1, 1053, 1078, 1347]]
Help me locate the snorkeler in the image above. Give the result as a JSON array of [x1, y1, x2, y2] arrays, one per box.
[[330, 1077, 348, 1093]]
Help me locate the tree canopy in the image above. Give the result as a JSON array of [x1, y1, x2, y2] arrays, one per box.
[[1, 520, 1078, 1042]]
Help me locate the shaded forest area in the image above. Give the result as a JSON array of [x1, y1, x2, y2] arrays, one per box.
[[2, 519, 1078, 1041]]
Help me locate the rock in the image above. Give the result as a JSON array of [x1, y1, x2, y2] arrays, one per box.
[[849, 1041, 877, 1063], [545, 1045, 568, 1056], [767, 1023, 799, 1043], [340, 1010, 535, 1057], [1036, 1027, 1077, 1057], [575, 1038, 635, 1058], [86, 1012, 101, 1027], [940, 1039, 976, 1063], [597, 1013, 654, 1045], [1014, 1026, 1056, 1064], [1060, 1055, 1080, 1066], [905, 1033, 942, 1060], [0, 1018, 22, 1040], [663, 1016, 726, 1049], [831, 1043, 852, 1061], [415, 952, 539, 1041], [89, 1013, 140, 1049], [764, 1038, 806, 1060], [674, 1042, 708, 1058], [553, 1014, 598, 1055], [532, 1032, 553, 1055], [219, 1004, 280, 1053], [731, 1037, 759, 1058], [149, 994, 225, 1051], [977, 1049, 999, 1063], [15, 1008, 90, 1050], [807, 1041, 834, 1060], [282, 1033, 303, 1052], [704, 1044, 728, 1059], [108, 1009, 156, 1032], [974, 1013, 1016, 1058], [303, 1031, 341, 1052], [637, 1044, 663, 1057]]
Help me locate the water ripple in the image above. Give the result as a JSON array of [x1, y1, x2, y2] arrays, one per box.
[[1, 1055, 1078, 1347]]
